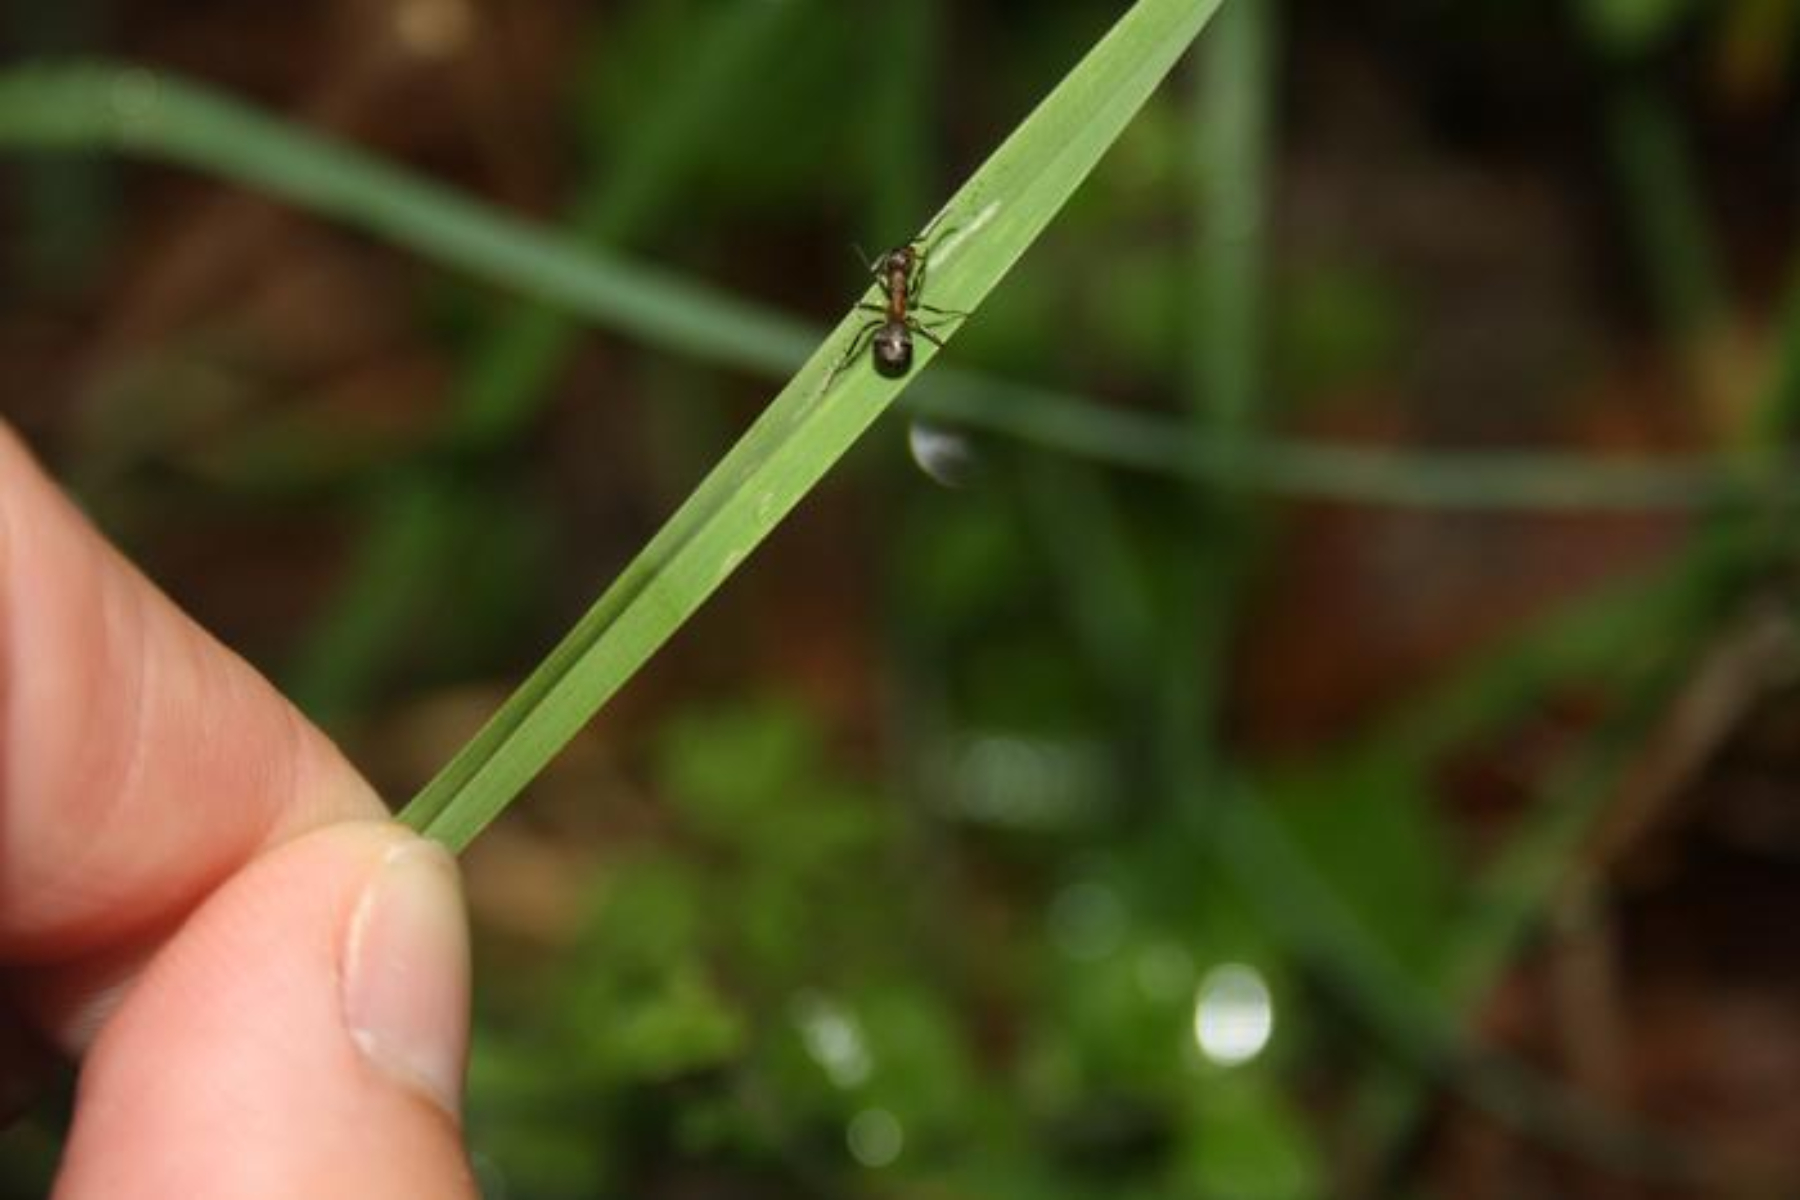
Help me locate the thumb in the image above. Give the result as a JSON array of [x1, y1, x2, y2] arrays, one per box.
[[54, 822, 475, 1200]]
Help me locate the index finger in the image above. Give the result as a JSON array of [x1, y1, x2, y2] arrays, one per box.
[[0, 423, 384, 1013]]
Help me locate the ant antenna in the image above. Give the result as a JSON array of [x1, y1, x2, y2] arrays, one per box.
[[916, 209, 960, 251]]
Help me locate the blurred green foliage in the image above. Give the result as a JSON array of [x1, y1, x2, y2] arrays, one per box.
[[468, 698, 1324, 1198]]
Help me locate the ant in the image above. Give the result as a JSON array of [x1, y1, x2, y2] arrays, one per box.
[[827, 221, 968, 387]]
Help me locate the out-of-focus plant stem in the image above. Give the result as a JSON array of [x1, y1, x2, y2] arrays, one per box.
[[1168, 0, 1276, 794], [1606, 85, 1729, 367], [862, 0, 938, 245]]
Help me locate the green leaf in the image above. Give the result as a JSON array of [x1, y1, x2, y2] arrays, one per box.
[[396, 0, 1228, 848]]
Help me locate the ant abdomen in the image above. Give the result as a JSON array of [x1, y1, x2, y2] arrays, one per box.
[[873, 324, 914, 377]]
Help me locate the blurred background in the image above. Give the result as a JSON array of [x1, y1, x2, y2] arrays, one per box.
[[4, 0, 1800, 1196]]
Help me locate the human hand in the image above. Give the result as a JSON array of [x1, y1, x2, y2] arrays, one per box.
[[0, 424, 475, 1198]]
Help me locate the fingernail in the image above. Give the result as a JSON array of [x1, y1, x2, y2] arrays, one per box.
[[342, 838, 469, 1119]]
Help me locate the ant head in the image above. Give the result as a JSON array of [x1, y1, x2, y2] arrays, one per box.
[[873, 324, 913, 377], [882, 246, 915, 275]]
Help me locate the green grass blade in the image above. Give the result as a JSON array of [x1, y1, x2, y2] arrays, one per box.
[[1189, 0, 1274, 438], [860, 0, 940, 238], [1167, 0, 1277, 789], [1604, 84, 1726, 356], [397, 0, 1228, 847], [0, 59, 814, 374]]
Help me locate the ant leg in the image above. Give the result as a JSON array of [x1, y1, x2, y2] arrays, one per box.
[[857, 303, 886, 315], [825, 319, 883, 388], [917, 308, 967, 334], [906, 223, 964, 307], [841, 318, 883, 362], [915, 213, 961, 255], [913, 304, 968, 348], [915, 302, 970, 318], [907, 251, 933, 309], [911, 322, 950, 351]]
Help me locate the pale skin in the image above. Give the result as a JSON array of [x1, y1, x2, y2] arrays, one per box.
[[0, 423, 477, 1198]]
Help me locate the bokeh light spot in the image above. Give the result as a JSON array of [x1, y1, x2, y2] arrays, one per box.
[[1192, 962, 1273, 1066], [846, 1108, 905, 1168]]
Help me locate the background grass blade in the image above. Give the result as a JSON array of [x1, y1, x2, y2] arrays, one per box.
[[0, 58, 1785, 515], [397, 0, 1228, 848], [0, 59, 813, 372]]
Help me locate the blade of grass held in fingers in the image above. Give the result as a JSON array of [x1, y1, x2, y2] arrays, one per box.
[[398, 0, 1228, 848]]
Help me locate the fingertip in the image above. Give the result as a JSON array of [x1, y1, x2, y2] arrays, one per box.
[[54, 822, 475, 1200], [342, 838, 471, 1119]]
